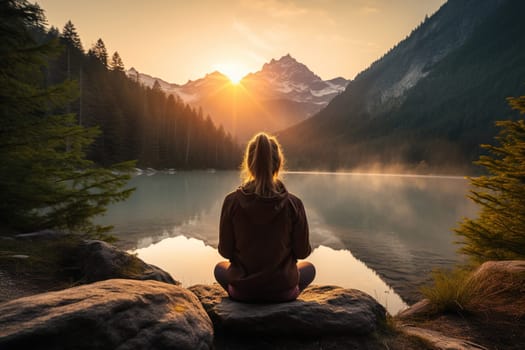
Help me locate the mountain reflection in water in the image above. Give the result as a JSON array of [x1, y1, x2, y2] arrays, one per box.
[[98, 171, 477, 308]]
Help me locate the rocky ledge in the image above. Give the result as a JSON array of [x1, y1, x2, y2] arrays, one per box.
[[0, 279, 213, 350], [2, 237, 522, 349], [189, 283, 386, 336], [189, 283, 390, 349], [0, 238, 390, 349], [0, 280, 388, 350]]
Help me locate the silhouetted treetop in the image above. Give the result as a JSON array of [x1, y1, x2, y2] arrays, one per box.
[[61, 20, 83, 51]]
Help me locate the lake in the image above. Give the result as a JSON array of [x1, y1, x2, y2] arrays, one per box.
[[97, 170, 478, 314]]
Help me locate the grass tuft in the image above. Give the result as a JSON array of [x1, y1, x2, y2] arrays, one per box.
[[420, 267, 475, 313], [421, 264, 525, 315]]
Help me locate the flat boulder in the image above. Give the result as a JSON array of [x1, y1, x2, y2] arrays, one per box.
[[188, 284, 386, 336], [0, 279, 213, 350]]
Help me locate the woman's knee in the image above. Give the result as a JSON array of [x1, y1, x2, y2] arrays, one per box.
[[297, 261, 316, 289], [214, 261, 230, 290], [214, 261, 229, 274], [298, 261, 316, 277]]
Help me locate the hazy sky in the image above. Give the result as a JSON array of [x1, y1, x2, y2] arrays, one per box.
[[37, 0, 446, 84]]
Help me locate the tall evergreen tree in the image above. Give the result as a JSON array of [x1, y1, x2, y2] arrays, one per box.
[[88, 38, 108, 68], [109, 51, 124, 72], [455, 95, 525, 262], [0, 0, 134, 234], [58, 20, 84, 113], [48, 25, 59, 38], [61, 20, 82, 51]]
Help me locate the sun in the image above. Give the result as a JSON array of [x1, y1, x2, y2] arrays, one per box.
[[215, 63, 247, 84], [225, 71, 244, 84]]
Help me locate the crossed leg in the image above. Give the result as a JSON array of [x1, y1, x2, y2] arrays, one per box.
[[214, 260, 316, 293]]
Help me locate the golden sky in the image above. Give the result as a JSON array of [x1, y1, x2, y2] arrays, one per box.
[[37, 0, 446, 84]]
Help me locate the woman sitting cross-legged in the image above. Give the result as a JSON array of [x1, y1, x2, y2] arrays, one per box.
[[214, 132, 315, 302]]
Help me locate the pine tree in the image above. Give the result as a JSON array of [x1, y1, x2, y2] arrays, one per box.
[[88, 38, 108, 68], [48, 25, 59, 38], [61, 20, 83, 51], [109, 51, 124, 72], [455, 95, 525, 262], [0, 0, 134, 235]]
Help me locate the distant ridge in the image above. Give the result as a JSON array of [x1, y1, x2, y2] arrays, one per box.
[[127, 55, 349, 142], [279, 0, 525, 173]]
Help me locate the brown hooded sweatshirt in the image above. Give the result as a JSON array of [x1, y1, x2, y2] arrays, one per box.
[[218, 183, 311, 299]]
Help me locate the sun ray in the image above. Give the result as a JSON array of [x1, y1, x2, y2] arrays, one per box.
[[214, 63, 248, 84], [200, 75, 274, 141]]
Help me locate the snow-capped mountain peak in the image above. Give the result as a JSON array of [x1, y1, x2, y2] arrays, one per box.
[[243, 54, 348, 104], [125, 55, 349, 141], [260, 54, 322, 85]]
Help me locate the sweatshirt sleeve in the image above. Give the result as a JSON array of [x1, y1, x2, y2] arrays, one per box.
[[218, 194, 235, 259], [291, 197, 312, 259]]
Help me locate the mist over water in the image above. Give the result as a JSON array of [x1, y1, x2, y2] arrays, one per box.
[[98, 170, 478, 312], [284, 171, 478, 303]]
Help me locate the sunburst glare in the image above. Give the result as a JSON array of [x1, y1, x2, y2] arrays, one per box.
[[214, 63, 248, 84]]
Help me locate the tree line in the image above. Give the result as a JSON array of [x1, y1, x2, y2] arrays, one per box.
[[46, 21, 241, 170], [0, 0, 240, 235]]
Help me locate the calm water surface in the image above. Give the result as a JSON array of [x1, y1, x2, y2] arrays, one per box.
[[97, 171, 478, 314]]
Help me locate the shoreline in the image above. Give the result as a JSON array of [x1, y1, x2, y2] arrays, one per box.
[[1, 236, 524, 350]]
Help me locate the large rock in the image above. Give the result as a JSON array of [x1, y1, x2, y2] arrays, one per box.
[[0, 279, 213, 350], [188, 284, 386, 336], [397, 299, 434, 319], [10, 233, 178, 286], [473, 259, 525, 276], [462, 260, 525, 316], [77, 240, 178, 285]]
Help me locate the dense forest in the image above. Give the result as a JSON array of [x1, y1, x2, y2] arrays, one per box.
[[45, 22, 241, 169], [0, 0, 240, 234]]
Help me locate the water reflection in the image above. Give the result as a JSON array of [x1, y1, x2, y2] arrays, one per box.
[[307, 245, 407, 314], [284, 172, 478, 302], [100, 171, 478, 305], [131, 234, 408, 315], [96, 171, 238, 249], [285, 172, 475, 256], [133, 235, 222, 287]]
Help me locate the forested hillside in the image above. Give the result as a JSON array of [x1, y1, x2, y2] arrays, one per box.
[[279, 0, 525, 173], [45, 22, 240, 169]]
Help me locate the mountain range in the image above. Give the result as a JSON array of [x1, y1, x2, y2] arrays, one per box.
[[279, 0, 525, 174], [127, 54, 349, 142]]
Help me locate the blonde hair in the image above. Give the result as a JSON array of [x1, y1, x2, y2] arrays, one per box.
[[241, 132, 285, 196]]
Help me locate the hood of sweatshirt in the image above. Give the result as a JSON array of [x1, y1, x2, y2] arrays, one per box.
[[235, 182, 290, 224]]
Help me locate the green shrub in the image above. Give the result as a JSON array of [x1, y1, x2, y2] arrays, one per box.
[[455, 95, 525, 262]]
